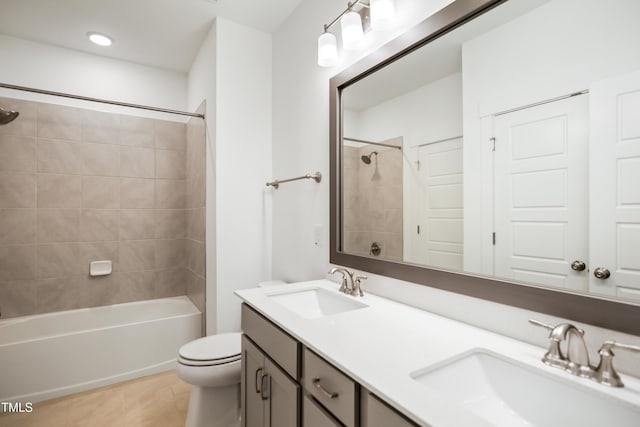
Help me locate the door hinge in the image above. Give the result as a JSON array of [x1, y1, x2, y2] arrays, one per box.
[[417, 225, 420, 235], [492, 232, 496, 245], [415, 160, 421, 171], [490, 137, 496, 152]]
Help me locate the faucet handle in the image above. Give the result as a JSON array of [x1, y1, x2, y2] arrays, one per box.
[[353, 274, 367, 297], [594, 341, 640, 387], [528, 319, 554, 331]]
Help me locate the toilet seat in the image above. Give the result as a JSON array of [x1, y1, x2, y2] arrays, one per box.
[[178, 332, 241, 367]]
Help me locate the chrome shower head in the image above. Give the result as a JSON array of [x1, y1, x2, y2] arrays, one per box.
[[0, 107, 19, 125], [361, 151, 378, 164]]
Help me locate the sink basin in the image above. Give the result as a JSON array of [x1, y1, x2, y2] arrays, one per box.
[[410, 349, 640, 427], [267, 287, 367, 319]]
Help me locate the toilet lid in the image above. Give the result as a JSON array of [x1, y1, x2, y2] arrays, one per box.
[[179, 332, 241, 363]]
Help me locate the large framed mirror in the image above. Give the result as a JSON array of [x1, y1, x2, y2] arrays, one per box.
[[330, 0, 640, 335]]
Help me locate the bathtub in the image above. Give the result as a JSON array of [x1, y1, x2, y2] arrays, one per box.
[[0, 296, 201, 403]]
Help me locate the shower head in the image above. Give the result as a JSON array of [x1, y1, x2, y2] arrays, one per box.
[[0, 107, 19, 125], [361, 151, 378, 165]]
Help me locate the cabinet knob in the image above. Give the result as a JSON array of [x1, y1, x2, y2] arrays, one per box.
[[594, 267, 611, 279], [571, 260, 586, 271]]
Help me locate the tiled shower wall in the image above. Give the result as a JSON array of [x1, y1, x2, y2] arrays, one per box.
[[343, 141, 403, 261], [0, 96, 205, 319], [185, 104, 206, 315]]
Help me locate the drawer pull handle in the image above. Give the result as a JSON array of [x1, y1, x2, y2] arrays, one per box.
[[255, 368, 263, 394], [312, 377, 339, 399]]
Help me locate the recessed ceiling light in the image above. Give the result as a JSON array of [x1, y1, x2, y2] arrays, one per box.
[[87, 32, 112, 47]]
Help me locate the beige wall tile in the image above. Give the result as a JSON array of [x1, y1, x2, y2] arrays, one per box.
[[120, 115, 155, 148], [77, 274, 119, 308], [120, 146, 155, 178], [34, 276, 85, 313], [119, 240, 155, 272], [0, 173, 35, 208], [0, 209, 35, 244], [156, 121, 186, 151], [36, 243, 80, 278], [0, 244, 36, 280], [0, 97, 37, 137], [155, 238, 185, 269], [37, 138, 83, 174], [0, 280, 37, 318], [155, 210, 186, 239], [0, 134, 35, 173], [120, 210, 155, 240], [121, 178, 155, 209], [79, 209, 119, 241], [156, 149, 185, 179], [154, 268, 186, 298], [37, 103, 82, 141], [82, 176, 120, 209], [187, 208, 205, 241], [82, 109, 120, 144], [112, 271, 155, 304], [77, 241, 119, 274], [37, 209, 80, 243], [37, 174, 81, 208], [186, 271, 205, 314], [186, 175, 205, 209], [185, 239, 204, 276], [156, 180, 186, 209], [79, 142, 120, 176]]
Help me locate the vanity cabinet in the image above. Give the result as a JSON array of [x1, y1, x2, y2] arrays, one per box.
[[241, 304, 418, 427], [241, 336, 300, 427]]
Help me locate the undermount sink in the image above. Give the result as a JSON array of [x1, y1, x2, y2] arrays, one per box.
[[267, 287, 368, 319], [410, 349, 640, 427]]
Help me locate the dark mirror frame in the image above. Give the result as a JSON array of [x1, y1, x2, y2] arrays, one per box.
[[329, 0, 640, 336]]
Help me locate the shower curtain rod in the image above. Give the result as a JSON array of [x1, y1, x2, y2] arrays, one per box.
[[0, 82, 205, 119], [343, 137, 402, 150]]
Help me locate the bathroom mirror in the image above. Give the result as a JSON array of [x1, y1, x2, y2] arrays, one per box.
[[330, 0, 640, 335]]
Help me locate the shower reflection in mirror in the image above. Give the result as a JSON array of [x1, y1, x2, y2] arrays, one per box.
[[339, 0, 640, 302]]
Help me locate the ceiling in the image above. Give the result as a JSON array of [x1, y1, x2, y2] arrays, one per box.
[[0, 0, 301, 73]]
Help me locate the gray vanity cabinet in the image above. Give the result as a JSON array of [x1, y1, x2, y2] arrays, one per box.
[[361, 390, 418, 427], [241, 336, 300, 427], [240, 304, 418, 427]]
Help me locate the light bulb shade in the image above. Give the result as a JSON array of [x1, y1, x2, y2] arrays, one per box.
[[340, 11, 364, 50], [370, 0, 395, 31], [317, 32, 338, 67]]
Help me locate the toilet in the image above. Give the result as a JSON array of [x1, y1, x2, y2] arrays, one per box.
[[176, 332, 242, 427]]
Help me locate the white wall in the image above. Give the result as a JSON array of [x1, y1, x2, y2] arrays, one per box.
[[462, 0, 640, 274], [272, 0, 640, 376], [189, 18, 273, 334], [0, 33, 187, 120]]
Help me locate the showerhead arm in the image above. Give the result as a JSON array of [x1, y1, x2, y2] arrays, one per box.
[[0, 107, 19, 125], [360, 151, 378, 164]]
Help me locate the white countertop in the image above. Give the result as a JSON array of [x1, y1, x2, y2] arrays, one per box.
[[235, 280, 640, 427]]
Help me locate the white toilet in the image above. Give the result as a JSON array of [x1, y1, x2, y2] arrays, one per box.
[[176, 332, 242, 427]]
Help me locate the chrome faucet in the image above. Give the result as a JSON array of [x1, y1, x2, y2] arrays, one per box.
[[328, 267, 365, 297], [530, 319, 640, 387]]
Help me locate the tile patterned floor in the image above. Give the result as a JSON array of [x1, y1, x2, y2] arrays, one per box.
[[0, 370, 190, 427]]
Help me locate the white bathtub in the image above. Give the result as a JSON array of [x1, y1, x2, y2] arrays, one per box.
[[0, 296, 201, 403]]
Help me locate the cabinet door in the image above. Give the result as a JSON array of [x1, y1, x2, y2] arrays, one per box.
[[303, 395, 341, 427], [265, 357, 300, 427], [361, 390, 418, 427], [242, 336, 266, 427]]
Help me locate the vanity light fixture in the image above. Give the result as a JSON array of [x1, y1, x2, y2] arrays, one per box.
[[370, 0, 395, 30], [87, 31, 112, 47], [317, 0, 395, 67]]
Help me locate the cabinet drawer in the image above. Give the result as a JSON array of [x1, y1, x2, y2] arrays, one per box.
[[361, 390, 418, 427], [241, 304, 300, 379], [303, 348, 357, 427], [303, 395, 341, 427]]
